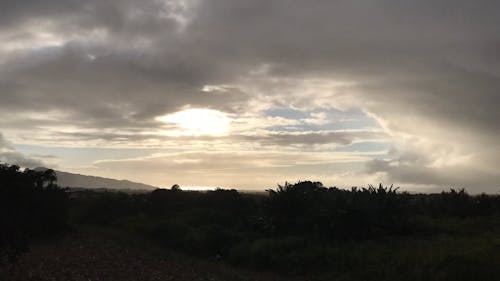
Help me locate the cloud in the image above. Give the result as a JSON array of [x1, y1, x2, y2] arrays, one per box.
[[1, 0, 499, 190], [81, 150, 376, 188], [0, 133, 45, 168], [367, 158, 500, 194], [239, 130, 387, 147], [302, 112, 329, 126], [0, 133, 12, 149]]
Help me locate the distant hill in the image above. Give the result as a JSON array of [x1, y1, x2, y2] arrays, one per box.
[[35, 168, 158, 190]]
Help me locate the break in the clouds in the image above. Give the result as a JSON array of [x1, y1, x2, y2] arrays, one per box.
[[1, 0, 499, 191]]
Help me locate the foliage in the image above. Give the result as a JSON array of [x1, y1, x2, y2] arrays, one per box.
[[7, 168, 500, 279], [265, 181, 411, 238], [0, 164, 68, 265], [65, 180, 500, 277]]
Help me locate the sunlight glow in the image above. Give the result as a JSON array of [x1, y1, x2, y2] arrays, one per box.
[[156, 108, 232, 136], [180, 186, 218, 191]]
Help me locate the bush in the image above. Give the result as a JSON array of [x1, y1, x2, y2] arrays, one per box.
[[0, 164, 68, 264]]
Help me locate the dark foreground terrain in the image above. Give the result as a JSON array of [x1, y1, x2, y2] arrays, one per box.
[[1, 228, 288, 281], [4, 223, 500, 281], [3, 163, 500, 280]]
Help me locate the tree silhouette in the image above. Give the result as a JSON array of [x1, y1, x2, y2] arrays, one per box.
[[0, 164, 68, 265]]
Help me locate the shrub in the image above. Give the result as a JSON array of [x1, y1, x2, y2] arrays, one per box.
[[0, 164, 68, 265]]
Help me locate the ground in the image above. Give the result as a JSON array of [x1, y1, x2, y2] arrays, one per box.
[[0, 229, 290, 281]]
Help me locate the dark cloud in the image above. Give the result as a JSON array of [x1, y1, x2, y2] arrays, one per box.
[[367, 158, 500, 194], [1, 0, 499, 189]]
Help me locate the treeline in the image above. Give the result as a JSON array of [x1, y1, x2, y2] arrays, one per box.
[[0, 164, 68, 265], [265, 182, 500, 238], [4, 162, 500, 276], [67, 181, 500, 272]]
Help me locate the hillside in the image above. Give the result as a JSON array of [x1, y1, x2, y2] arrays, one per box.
[[56, 170, 158, 190], [35, 168, 158, 190]]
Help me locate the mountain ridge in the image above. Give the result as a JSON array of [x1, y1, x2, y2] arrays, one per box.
[[35, 167, 158, 190]]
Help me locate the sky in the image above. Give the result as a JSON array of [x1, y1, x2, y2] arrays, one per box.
[[1, 1, 499, 192]]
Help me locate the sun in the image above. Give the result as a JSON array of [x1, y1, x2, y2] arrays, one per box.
[[156, 108, 232, 136]]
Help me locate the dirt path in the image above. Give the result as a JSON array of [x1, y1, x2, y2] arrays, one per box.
[[0, 230, 292, 281]]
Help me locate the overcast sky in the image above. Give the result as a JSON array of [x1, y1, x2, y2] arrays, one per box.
[[1, 0, 499, 192]]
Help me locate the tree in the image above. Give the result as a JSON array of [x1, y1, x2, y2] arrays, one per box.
[[0, 164, 68, 265]]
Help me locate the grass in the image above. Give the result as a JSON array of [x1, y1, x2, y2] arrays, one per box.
[[63, 215, 500, 281]]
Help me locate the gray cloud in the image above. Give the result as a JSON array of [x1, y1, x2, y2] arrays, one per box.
[[0, 133, 13, 150], [8, 128, 386, 150], [1, 0, 499, 189], [0, 133, 44, 168], [367, 157, 500, 194], [239, 130, 387, 146]]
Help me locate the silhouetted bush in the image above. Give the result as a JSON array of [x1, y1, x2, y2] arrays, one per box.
[[63, 179, 500, 276], [0, 164, 68, 265], [264, 181, 412, 239], [70, 190, 145, 225]]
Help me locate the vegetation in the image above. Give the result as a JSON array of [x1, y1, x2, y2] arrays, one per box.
[[65, 181, 500, 279], [3, 162, 500, 280], [0, 164, 68, 265]]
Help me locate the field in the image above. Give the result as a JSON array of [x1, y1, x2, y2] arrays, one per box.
[[3, 165, 500, 280]]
